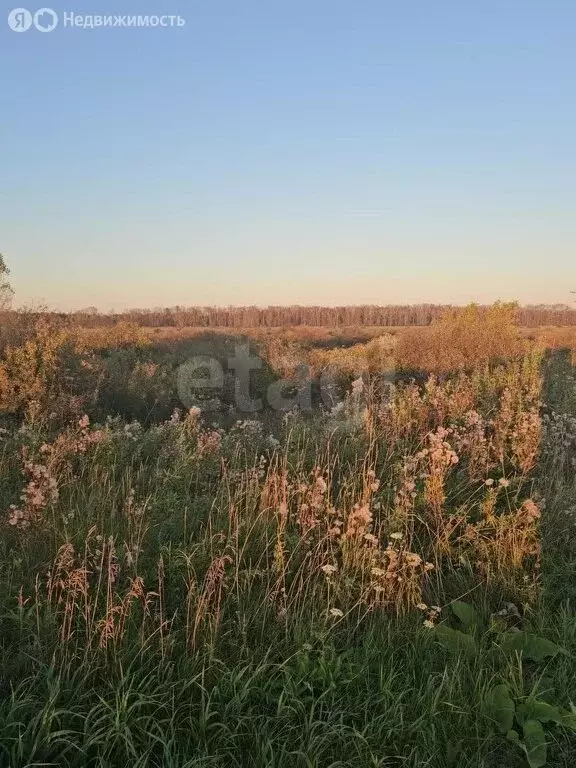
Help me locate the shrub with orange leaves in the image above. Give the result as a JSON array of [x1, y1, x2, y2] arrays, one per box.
[[0, 319, 83, 423], [396, 303, 524, 374]]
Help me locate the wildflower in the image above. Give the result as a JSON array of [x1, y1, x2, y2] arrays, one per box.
[[321, 564, 338, 575], [416, 603, 428, 611], [485, 478, 494, 487], [521, 498, 541, 520], [8, 506, 28, 528], [266, 434, 281, 450], [498, 477, 510, 488], [315, 476, 328, 493], [390, 532, 403, 541], [345, 503, 372, 537], [371, 567, 387, 577], [329, 607, 344, 618], [363, 533, 378, 544], [423, 619, 435, 629], [197, 430, 222, 457], [405, 553, 422, 567]]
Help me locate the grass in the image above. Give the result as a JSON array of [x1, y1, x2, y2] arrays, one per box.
[[1, 611, 576, 767], [0, 308, 575, 767]]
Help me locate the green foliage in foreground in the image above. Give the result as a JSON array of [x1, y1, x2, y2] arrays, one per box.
[[1, 610, 576, 768], [0, 351, 575, 767]]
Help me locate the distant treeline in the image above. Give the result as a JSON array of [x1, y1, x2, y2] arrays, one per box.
[[9, 304, 576, 328]]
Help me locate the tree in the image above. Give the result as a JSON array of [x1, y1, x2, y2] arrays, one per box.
[[0, 254, 14, 310]]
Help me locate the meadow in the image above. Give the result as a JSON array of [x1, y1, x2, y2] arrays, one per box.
[[0, 304, 576, 767]]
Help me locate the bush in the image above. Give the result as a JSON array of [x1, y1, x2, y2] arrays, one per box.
[[396, 303, 524, 374]]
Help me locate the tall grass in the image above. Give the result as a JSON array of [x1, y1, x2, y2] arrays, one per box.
[[0, 308, 575, 766]]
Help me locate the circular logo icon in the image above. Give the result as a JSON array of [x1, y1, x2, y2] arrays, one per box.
[[34, 7, 58, 31], [8, 7, 32, 31]]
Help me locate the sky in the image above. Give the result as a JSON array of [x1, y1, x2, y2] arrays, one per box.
[[1, 0, 575, 311]]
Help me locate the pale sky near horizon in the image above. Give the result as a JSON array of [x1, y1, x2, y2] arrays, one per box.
[[1, 1, 575, 311]]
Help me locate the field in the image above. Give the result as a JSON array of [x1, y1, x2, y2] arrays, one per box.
[[1, 305, 576, 767]]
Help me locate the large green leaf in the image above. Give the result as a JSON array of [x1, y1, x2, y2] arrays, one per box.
[[498, 632, 568, 662], [450, 601, 482, 632], [435, 625, 478, 658], [561, 707, 576, 731], [484, 684, 515, 734], [516, 699, 564, 726], [521, 719, 547, 768]]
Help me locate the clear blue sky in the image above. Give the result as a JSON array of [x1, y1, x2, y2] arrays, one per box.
[[1, 1, 575, 310]]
